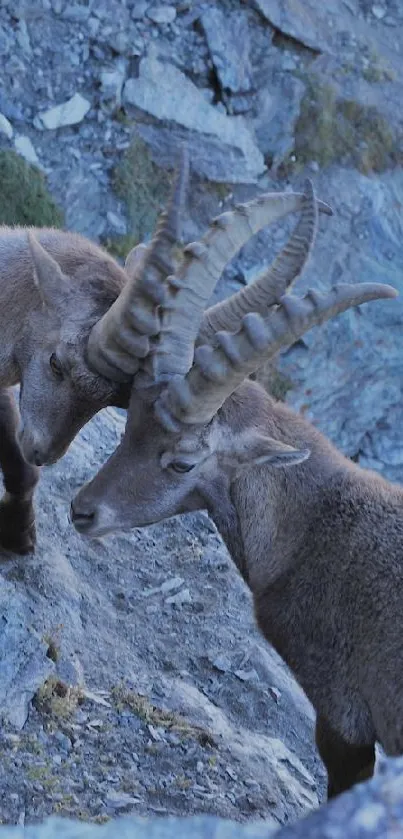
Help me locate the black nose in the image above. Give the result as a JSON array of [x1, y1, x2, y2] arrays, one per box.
[[70, 500, 96, 532]]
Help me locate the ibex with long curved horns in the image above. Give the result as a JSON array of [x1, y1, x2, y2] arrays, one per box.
[[0, 154, 340, 554], [72, 155, 399, 798]]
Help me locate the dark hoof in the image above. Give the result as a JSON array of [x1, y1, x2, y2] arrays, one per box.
[[0, 494, 36, 556]]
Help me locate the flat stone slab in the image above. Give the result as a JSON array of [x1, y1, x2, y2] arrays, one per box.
[[123, 50, 264, 183]]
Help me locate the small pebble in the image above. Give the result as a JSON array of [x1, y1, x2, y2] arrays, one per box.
[[147, 6, 176, 24], [372, 4, 386, 18]]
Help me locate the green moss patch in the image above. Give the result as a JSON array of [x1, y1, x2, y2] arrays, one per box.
[[112, 135, 171, 245], [0, 150, 64, 227], [251, 362, 293, 402], [290, 75, 401, 174], [102, 233, 140, 261]]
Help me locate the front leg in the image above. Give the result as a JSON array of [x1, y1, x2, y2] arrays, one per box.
[[315, 713, 375, 799], [0, 389, 39, 555]]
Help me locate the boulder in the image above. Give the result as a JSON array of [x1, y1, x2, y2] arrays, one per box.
[[123, 51, 265, 183], [34, 93, 91, 130]]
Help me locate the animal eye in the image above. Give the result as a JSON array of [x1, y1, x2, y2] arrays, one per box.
[[171, 461, 195, 474], [49, 353, 63, 379]]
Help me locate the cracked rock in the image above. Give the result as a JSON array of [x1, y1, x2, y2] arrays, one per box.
[[252, 0, 329, 51], [201, 7, 252, 95], [0, 578, 54, 729], [99, 62, 127, 106]]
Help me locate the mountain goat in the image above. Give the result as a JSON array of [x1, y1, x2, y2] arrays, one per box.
[[72, 156, 398, 798]]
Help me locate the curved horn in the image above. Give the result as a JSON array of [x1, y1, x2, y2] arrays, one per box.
[[154, 282, 398, 430], [196, 179, 319, 347], [151, 189, 333, 382], [87, 146, 189, 383]]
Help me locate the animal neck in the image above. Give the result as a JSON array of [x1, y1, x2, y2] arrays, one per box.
[[213, 398, 351, 594], [207, 484, 251, 586]]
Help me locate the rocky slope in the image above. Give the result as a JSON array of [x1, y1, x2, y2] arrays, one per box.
[[1, 756, 403, 838], [1, 0, 403, 832]]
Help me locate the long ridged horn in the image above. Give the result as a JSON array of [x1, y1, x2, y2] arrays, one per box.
[[87, 146, 189, 382], [151, 189, 333, 382], [196, 179, 319, 347], [154, 282, 398, 430]]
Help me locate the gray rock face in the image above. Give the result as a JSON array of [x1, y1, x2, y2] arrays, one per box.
[[132, 3, 150, 21], [0, 814, 277, 838], [123, 50, 265, 182], [275, 168, 403, 483], [163, 680, 318, 822], [201, 8, 252, 96], [63, 167, 108, 239], [251, 0, 357, 52], [99, 62, 127, 106], [253, 73, 305, 169], [1, 756, 403, 836], [0, 577, 54, 729]]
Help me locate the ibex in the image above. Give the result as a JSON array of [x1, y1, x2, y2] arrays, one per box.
[[0, 153, 337, 555], [0, 227, 133, 553], [71, 157, 399, 799]]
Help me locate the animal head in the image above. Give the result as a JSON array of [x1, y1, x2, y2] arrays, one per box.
[[15, 152, 187, 468], [16, 234, 145, 465], [71, 152, 397, 535], [71, 379, 312, 535]]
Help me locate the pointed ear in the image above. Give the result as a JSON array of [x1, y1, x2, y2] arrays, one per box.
[[28, 233, 70, 311], [124, 243, 148, 280], [228, 432, 310, 472]]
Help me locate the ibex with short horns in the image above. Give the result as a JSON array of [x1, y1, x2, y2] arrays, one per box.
[[72, 155, 399, 798], [0, 152, 340, 555]]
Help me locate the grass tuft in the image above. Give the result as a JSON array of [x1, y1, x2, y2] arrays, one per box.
[[112, 135, 171, 243], [112, 685, 216, 747], [34, 676, 84, 720], [284, 74, 401, 175], [0, 150, 64, 227]]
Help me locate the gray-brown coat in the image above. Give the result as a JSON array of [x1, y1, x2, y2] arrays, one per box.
[[71, 163, 399, 798]]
